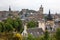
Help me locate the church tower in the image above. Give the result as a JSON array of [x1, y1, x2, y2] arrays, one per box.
[[8, 6, 12, 16], [38, 5, 43, 19], [46, 10, 53, 21], [9, 6, 11, 12], [45, 10, 54, 31], [39, 5, 43, 14]]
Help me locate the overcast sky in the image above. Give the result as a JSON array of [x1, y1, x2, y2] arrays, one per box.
[[0, 0, 60, 14]]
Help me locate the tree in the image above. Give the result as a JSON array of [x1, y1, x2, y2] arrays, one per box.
[[27, 34, 35, 40], [55, 28, 60, 40], [44, 30, 50, 40], [38, 36, 44, 40], [13, 20, 19, 29], [5, 23, 13, 32], [13, 18, 23, 33], [0, 22, 3, 32], [0, 17, 23, 33], [5, 17, 13, 25], [0, 22, 6, 32], [50, 34, 56, 40], [27, 20, 37, 28]]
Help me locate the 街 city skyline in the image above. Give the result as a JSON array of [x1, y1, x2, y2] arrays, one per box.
[[0, 0, 60, 13]]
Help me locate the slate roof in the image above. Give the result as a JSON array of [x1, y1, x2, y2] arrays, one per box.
[[27, 28, 44, 37]]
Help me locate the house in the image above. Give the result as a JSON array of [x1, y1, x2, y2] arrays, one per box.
[[27, 28, 44, 37], [22, 21, 44, 37]]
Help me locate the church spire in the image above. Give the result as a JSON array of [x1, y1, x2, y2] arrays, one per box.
[[9, 6, 11, 12], [8, 6, 12, 16], [49, 10, 50, 13], [46, 10, 53, 21]]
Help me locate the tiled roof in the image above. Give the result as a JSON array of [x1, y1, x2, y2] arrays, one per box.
[[27, 28, 44, 37]]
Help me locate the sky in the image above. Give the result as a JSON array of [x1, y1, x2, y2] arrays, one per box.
[[0, 0, 60, 14]]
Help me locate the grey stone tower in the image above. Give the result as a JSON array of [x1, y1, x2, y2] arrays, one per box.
[[39, 5, 43, 14], [38, 5, 43, 19]]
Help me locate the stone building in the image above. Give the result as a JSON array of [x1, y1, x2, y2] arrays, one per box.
[[19, 5, 44, 22], [0, 6, 19, 21], [22, 23, 44, 37], [45, 10, 55, 31]]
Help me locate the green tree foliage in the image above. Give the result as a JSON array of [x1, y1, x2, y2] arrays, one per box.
[[39, 36, 44, 40], [55, 28, 60, 40], [0, 22, 3, 32], [13, 20, 19, 29], [44, 30, 50, 40], [27, 20, 38, 28], [0, 17, 23, 33], [12, 18, 23, 33], [23, 34, 44, 40], [50, 34, 56, 40], [15, 18, 23, 33], [5, 23, 13, 32], [0, 22, 5, 32], [6, 17, 13, 25], [27, 34, 35, 40]]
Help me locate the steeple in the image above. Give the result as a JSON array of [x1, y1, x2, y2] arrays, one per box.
[[9, 6, 11, 12], [49, 10, 50, 14], [46, 10, 53, 21], [8, 6, 12, 16]]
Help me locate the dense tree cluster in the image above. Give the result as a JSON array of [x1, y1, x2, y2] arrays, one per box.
[[27, 20, 38, 28], [0, 17, 23, 33]]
